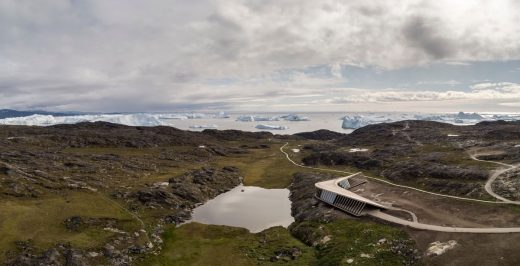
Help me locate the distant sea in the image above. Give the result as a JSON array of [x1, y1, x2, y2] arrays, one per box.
[[0, 111, 519, 134]]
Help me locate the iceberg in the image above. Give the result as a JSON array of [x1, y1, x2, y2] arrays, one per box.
[[216, 111, 230, 119], [236, 114, 309, 122], [236, 115, 255, 122], [492, 114, 520, 121], [279, 114, 310, 121], [455, 111, 483, 120], [0, 113, 165, 127], [0, 114, 60, 126], [157, 114, 189, 120], [341, 116, 370, 129], [185, 113, 206, 119], [255, 124, 288, 130], [189, 124, 218, 129], [236, 115, 278, 122], [414, 114, 448, 121]]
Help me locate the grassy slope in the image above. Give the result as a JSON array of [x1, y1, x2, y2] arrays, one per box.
[[138, 223, 315, 266], [211, 141, 318, 189], [138, 142, 418, 265], [139, 219, 417, 266], [1, 140, 419, 265], [0, 191, 139, 261], [308, 220, 417, 266]]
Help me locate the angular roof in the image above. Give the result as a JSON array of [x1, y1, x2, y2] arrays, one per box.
[[315, 174, 387, 209]]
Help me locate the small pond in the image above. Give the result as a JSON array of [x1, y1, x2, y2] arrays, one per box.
[[189, 184, 294, 233]]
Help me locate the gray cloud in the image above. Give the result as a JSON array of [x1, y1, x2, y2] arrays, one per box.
[[0, 0, 519, 111], [403, 16, 455, 59]]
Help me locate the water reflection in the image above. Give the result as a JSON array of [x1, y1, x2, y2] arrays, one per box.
[[190, 184, 294, 233]]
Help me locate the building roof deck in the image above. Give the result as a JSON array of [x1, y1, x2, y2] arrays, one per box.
[[315, 173, 388, 210]]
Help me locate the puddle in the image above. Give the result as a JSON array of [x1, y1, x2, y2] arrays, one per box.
[[189, 184, 294, 233]]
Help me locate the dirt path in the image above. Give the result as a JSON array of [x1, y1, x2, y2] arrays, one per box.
[[281, 142, 520, 233], [280, 143, 506, 205], [469, 152, 520, 204], [369, 210, 520, 233]]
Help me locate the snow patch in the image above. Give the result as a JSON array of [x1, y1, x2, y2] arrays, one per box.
[[349, 148, 368, 153], [426, 240, 458, 256]]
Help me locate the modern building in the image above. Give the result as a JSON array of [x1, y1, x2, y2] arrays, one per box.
[[315, 173, 387, 216]]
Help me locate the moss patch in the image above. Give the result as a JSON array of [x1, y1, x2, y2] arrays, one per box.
[[138, 223, 316, 265], [0, 191, 139, 261], [291, 219, 419, 266]]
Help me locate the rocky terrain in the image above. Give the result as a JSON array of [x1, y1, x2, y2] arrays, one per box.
[[492, 168, 520, 201], [0, 122, 274, 265], [2, 120, 520, 265], [3, 165, 243, 265], [299, 120, 520, 198], [288, 172, 420, 265]]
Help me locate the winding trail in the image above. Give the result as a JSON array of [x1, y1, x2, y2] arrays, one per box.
[[368, 210, 520, 233], [280, 143, 507, 205], [469, 152, 520, 204], [281, 142, 520, 233]]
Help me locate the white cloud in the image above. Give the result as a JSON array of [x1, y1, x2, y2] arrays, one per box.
[[330, 82, 520, 103], [416, 80, 460, 86]]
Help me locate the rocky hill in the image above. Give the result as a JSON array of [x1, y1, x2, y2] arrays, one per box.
[[301, 120, 520, 198]]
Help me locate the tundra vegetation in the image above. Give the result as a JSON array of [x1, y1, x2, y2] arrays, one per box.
[[2, 120, 520, 265]]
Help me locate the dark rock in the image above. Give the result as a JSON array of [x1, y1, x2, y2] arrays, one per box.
[[202, 129, 273, 141], [164, 210, 192, 224], [128, 245, 146, 254], [289, 172, 346, 223], [295, 129, 346, 140], [65, 216, 84, 232], [133, 167, 240, 210], [64, 248, 87, 266], [302, 151, 382, 170], [136, 189, 179, 206]]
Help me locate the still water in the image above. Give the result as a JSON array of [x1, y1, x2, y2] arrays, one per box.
[[190, 184, 294, 233]]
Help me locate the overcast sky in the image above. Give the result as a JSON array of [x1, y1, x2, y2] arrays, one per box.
[[1, 0, 520, 113]]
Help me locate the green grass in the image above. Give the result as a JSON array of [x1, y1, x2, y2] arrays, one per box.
[[1, 140, 423, 264], [292, 219, 419, 266], [211, 143, 315, 189], [140, 219, 419, 266], [138, 223, 316, 266], [0, 191, 140, 261]]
